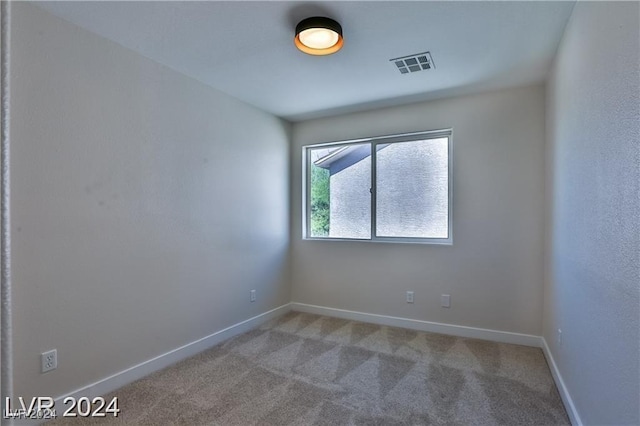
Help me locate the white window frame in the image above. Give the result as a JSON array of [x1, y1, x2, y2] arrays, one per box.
[[302, 129, 453, 245]]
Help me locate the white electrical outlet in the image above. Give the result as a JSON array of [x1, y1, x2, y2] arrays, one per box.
[[250, 289, 256, 302], [406, 291, 414, 303], [557, 329, 562, 346], [441, 294, 451, 308], [41, 349, 57, 373]]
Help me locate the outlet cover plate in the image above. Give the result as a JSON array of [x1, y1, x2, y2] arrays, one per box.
[[441, 294, 451, 308], [41, 349, 57, 373]]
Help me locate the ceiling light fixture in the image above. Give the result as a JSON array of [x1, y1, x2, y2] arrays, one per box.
[[295, 17, 343, 56]]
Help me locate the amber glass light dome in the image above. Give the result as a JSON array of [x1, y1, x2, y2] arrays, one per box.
[[295, 17, 343, 56]]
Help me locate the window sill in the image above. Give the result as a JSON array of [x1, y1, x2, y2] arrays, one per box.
[[302, 237, 453, 246]]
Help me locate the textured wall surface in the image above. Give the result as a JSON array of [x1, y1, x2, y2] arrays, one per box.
[[375, 140, 449, 239], [544, 2, 640, 424], [330, 156, 371, 239], [292, 85, 546, 336], [10, 3, 290, 400], [326, 140, 449, 240], [0, 0, 11, 402]]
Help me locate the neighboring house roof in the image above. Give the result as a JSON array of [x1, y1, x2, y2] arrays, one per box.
[[315, 145, 386, 175]]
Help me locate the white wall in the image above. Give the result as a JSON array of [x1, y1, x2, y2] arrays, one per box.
[[10, 3, 290, 400], [545, 2, 639, 425], [291, 85, 546, 336]]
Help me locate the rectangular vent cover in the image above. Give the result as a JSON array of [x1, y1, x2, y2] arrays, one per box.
[[390, 51, 434, 74]]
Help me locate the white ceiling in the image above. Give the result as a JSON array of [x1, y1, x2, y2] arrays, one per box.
[[35, 1, 575, 122]]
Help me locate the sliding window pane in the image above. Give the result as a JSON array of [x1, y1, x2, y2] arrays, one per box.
[[309, 144, 371, 239], [376, 138, 448, 238]]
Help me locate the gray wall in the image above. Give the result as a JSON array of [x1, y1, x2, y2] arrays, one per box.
[[292, 85, 546, 336], [544, 2, 640, 424], [374, 140, 448, 239], [330, 157, 371, 239], [10, 3, 290, 400], [328, 141, 449, 239]]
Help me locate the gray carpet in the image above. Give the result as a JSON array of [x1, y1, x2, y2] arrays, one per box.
[[51, 312, 570, 425]]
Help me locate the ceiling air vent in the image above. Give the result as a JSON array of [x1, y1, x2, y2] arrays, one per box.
[[390, 51, 435, 74]]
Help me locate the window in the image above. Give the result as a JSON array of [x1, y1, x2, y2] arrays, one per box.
[[303, 130, 452, 244]]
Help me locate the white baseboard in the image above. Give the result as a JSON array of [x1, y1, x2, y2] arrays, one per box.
[[59, 303, 291, 401], [541, 337, 582, 426], [290, 302, 542, 347], [12, 303, 581, 426], [290, 303, 581, 424], [10, 304, 291, 426]]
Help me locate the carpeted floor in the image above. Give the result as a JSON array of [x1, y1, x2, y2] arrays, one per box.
[[51, 312, 570, 425]]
